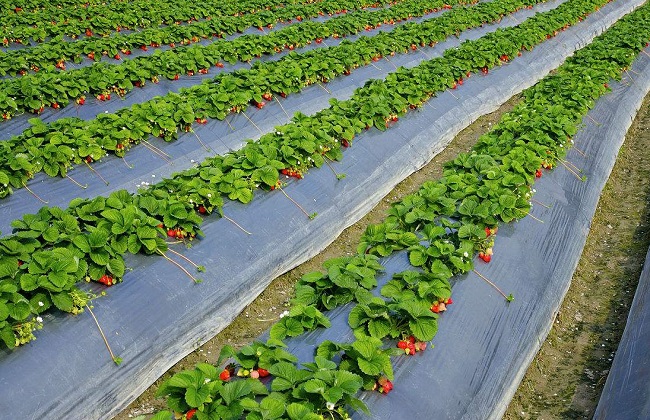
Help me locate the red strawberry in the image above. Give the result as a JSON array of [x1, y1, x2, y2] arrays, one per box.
[[485, 226, 491, 236], [255, 101, 265, 109], [535, 169, 542, 178], [257, 368, 270, 377], [215, 62, 224, 68], [52, 102, 60, 109], [431, 303, 440, 313], [341, 139, 350, 148], [114, 54, 121, 60], [397, 340, 408, 349], [444, 297, 453, 305], [198, 205, 206, 214], [262, 92, 272, 101], [480, 254, 491, 263], [415, 341, 427, 352], [173, 74, 180, 80], [186, 408, 197, 419], [219, 369, 230, 381], [167, 229, 176, 237]]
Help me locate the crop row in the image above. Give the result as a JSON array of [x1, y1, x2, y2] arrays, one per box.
[[0, 0, 616, 350], [0, 0, 332, 44], [147, 3, 650, 419], [0, 0, 399, 75], [0, 0, 544, 200], [0, 0, 461, 115]]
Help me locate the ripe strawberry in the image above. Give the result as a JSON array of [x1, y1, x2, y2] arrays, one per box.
[[377, 377, 393, 393], [415, 341, 427, 352], [114, 54, 121, 60], [215, 62, 224, 68], [257, 368, 270, 377], [186, 408, 197, 419], [167, 229, 176, 237], [480, 254, 491, 263], [87, 51, 95, 60], [140, 45, 148, 51], [262, 92, 272, 101], [431, 303, 440, 313], [198, 205, 206, 214], [187, 70, 194, 76], [535, 169, 542, 178], [173, 74, 180, 80], [444, 297, 453, 305], [51, 102, 60, 109], [85, 28, 93, 37], [406, 342, 416, 355], [341, 139, 350, 148], [397, 340, 408, 349], [219, 369, 230, 381], [199, 68, 208, 74], [98, 274, 113, 286], [255, 101, 265, 109], [76, 96, 85, 105]]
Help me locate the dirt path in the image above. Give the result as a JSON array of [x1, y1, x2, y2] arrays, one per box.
[[116, 91, 650, 420], [504, 93, 650, 419]]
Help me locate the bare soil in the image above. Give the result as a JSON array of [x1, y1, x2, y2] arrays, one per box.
[[116, 91, 650, 420], [504, 93, 650, 419]]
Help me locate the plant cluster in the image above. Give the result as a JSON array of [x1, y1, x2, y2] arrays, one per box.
[[144, 2, 650, 418], [0, 0, 544, 198]]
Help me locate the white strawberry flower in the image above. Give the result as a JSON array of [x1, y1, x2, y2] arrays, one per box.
[[36, 316, 43, 323]]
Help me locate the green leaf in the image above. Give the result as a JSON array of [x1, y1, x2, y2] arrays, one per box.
[[107, 257, 125, 277], [185, 385, 210, 408], [367, 319, 391, 339], [50, 291, 73, 312], [8, 301, 31, 321], [258, 396, 285, 420], [409, 318, 438, 342], [255, 166, 279, 187], [221, 380, 252, 406]]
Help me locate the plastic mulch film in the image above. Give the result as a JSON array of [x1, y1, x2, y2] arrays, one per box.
[[594, 244, 650, 420], [0, 0, 564, 236], [0, 0, 645, 419]]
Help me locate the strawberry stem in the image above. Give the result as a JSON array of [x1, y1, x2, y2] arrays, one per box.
[[472, 269, 514, 302], [531, 198, 552, 209], [323, 155, 346, 180], [84, 160, 109, 185], [384, 56, 398, 69], [157, 250, 202, 283], [142, 139, 172, 158], [278, 186, 316, 219], [316, 81, 331, 95], [571, 145, 587, 157], [516, 207, 544, 223], [585, 113, 602, 126], [274, 96, 291, 119], [166, 248, 201, 269], [192, 130, 214, 153], [224, 115, 236, 132], [558, 159, 586, 182], [222, 213, 252, 235], [241, 110, 263, 134], [141, 140, 173, 164], [66, 174, 87, 189], [121, 155, 134, 168], [86, 304, 122, 365], [21, 181, 48, 204]]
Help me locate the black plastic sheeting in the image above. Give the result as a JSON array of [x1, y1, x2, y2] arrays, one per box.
[[0, 1, 645, 419], [594, 248, 650, 419]]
